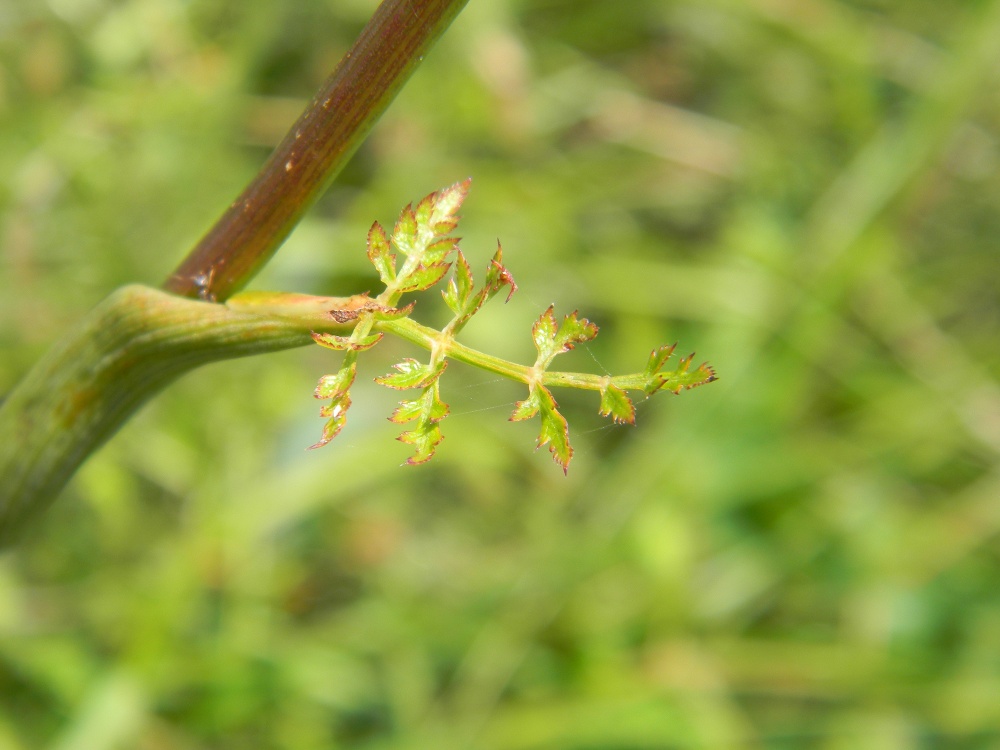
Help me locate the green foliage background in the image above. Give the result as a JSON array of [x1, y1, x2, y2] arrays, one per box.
[[4, 0, 1000, 747]]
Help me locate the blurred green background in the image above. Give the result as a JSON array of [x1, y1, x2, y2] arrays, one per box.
[[4, 0, 1000, 747]]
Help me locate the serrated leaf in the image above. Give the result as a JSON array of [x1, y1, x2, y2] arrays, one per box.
[[599, 383, 636, 425], [414, 191, 435, 228], [510, 387, 540, 421], [309, 393, 351, 449], [314, 363, 356, 400], [424, 237, 459, 265], [375, 358, 447, 390], [443, 250, 474, 315], [311, 331, 382, 352], [389, 388, 450, 425], [389, 398, 423, 424], [367, 221, 395, 285], [647, 359, 718, 395], [392, 204, 418, 256], [395, 261, 451, 293], [510, 384, 573, 473], [531, 306, 599, 369], [428, 178, 470, 233], [532, 306, 558, 359], [398, 422, 444, 465], [535, 386, 572, 473], [644, 343, 677, 377]]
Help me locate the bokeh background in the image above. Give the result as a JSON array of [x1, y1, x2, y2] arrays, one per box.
[[4, 0, 1000, 747]]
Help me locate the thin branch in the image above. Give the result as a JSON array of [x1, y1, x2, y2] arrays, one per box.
[[163, 0, 470, 302]]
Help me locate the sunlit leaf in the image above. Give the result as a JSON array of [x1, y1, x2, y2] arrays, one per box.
[[309, 392, 351, 449], [531, 306, 598, 369], [398, 422, 444, 465], [424, 237, 459, 265], [647, 357, 718, 395], [375, 358, 446, 390], [366, 221, 395, 285], [535, 385, 572, 473], [390, 388, 450, 425], [443, 250, 474, 316], [428, 178, 470, 233], [371, 301, 415, 321], [394, 261, 451, 293], [313, 363, 356, 400], [484, 243, 518, 303], [644, 343, 677, 378], [510, 384, 573, 473], [392, 204, 418, 256], [311, 331, 382, 351], [510, 387, 541, 421], [599, 383, 635, 424]]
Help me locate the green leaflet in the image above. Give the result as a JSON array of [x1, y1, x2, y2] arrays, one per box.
[[599, 383, 635, 425]]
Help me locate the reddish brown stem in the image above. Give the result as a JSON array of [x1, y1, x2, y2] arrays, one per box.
[[164, 0, 470, 302]]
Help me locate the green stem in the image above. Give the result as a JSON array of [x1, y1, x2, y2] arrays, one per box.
[[164, 0, 470, 302], [375, 317, 648, 392], [0, 286, 365, 546]]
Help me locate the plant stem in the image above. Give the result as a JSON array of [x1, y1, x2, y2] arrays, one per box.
[[0, 0, 471, 543], [164, 0, 470, 303], [0, 286, 367, 546]]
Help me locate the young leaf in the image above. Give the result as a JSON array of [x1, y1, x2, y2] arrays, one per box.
[[375, 358, 447, 390], [371, 301, 415, 321], [367, 221, 395, 285], [390, 379, 450, 464], [510, 384, 573, 473], [484, 243, 518, 303], [394, 261, 451, 293], [423, 237, 459, 265], [442, 244, 518, 334], [314, 363, 357, 400], [398, 422, 444, 465], [392, 204, 419, 256], [311, 331, 383, 352], [510, 387, 541, 422], [428, 178, 470, 233], [531, 306, 599, 370], [535, 385, 572, 473], [309, 392, 351, 449], [389, 389, 450, 425], [442, 250, 474, 316], [599, 383, 635, 425], [648, 357, 718, 395], [309, 180, 717, 470], [644, 343, 677, 379]]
